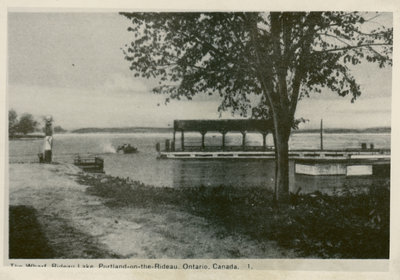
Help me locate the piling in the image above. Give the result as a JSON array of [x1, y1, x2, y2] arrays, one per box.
[[320, 119, 323, 151], [361, 143, 367, 150]]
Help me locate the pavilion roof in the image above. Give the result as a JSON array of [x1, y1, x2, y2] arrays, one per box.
[[173, 119, 273, 133]]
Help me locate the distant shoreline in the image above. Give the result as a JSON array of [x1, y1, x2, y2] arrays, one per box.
[[71, 127, 172, 134], [9, 134, 45, 140], [8, 126, 391, 139], [69, 127, 391, 134]]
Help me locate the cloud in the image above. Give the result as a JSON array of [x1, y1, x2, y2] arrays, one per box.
[[101, 73, 150, 93], [7, 84, 222, 129], [296, 96, 391, 129]]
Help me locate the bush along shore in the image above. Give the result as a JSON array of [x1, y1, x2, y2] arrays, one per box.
[[77, 174, 390, 259]]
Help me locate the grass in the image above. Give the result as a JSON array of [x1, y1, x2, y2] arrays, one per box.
[[9, 204, 122, 259], [78, 174, 390, 259], [9, 205, 54, 259]]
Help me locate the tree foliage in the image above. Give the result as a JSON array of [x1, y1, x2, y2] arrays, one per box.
[[9, 109, 18, 137], [16, 113, 38, 135], [121, 12, 392, 199], [121, 12, 391, 116], [53, 126, 67, 133]]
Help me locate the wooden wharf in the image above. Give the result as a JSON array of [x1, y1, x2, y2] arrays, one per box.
[[157, 119, 390, 176], [158, 148, 390, 160]]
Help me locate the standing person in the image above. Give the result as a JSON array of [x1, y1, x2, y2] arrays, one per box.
[[44, 116, 53, 163]]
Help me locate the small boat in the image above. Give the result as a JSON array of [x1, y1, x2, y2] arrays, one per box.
[[74, 155, 104, 173], [117, 144, 138, 154]]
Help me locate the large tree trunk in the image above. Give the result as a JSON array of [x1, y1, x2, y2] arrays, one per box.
[[273, 132, 289, 201], [272, 112, 291, 203]]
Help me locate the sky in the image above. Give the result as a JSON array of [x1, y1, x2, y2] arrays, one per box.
[[7, 12, 392, 130]]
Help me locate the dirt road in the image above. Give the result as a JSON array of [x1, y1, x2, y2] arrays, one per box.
[[9, 163, 296, 258]]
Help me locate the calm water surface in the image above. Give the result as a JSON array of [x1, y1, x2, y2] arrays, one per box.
[[9, 132, 391, 194]]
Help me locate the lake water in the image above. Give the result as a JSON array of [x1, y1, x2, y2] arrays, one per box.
[[9, 132, 391, 194]]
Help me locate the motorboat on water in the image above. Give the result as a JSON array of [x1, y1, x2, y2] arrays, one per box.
[[116, 144, 138, 154]]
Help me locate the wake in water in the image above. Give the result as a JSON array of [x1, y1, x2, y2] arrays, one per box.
[[100, 141, 117, 154]]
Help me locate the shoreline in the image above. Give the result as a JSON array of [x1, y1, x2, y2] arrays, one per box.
[[8, 162, 389, 259], [9, 162, 298, 259]]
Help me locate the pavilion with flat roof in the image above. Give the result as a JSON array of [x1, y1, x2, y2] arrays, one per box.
[[172, 119, 274, 151], [157, 120, 390, 178]]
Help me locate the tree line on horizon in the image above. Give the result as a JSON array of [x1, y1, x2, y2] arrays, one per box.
[[8, 109, 66, 138], [70, 126, 390, 134]]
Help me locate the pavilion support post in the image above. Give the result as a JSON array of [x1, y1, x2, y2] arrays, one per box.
[[172, 131, 176, 151], [200, 131, 207, 150], [181, 130, 185, 151], [241, 131, 246, 150], [221, 131, 227, 151], [262, 132, 268, 151]]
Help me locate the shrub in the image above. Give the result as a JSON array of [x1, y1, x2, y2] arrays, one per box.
[[78, 173, 390, 258]]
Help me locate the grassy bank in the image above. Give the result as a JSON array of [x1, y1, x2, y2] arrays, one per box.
[[77, 174, 390, 259], [9, 205, 54, 259], [9, 205, 122, 259]]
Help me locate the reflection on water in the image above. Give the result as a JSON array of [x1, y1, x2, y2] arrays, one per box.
[[9, 132, 391, 194], [171, 159, 277, 188]]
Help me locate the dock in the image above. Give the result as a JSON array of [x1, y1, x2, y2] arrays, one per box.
[[158, 149, 390, 176], [157, 119, 390, 176], [158, 149, 390, 160], [295, 157, 390, 176]]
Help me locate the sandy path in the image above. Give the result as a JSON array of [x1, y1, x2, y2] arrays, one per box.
[[9, 163, 297, 258]]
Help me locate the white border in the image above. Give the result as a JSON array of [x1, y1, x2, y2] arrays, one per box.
[[1, 1, 399, 280]]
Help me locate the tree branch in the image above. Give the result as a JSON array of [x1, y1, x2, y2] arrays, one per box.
[[317, 32, 353, 47], [313, 43, 391, 53]]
